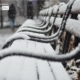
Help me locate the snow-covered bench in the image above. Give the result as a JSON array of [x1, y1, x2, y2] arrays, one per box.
[[0, 0, 80, 80]]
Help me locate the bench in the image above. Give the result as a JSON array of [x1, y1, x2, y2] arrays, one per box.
[[0, 0, 80, 80]]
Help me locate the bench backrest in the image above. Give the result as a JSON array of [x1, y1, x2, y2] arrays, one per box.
[[38, 0, 80, 61]]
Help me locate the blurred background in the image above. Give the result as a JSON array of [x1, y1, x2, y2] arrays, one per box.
[[0, 0, 69, 28], [0, 0, 69, 49]]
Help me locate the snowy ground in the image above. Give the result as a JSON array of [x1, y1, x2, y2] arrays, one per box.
[[0, 28, 18, 50], [0, 16, 26, 28]]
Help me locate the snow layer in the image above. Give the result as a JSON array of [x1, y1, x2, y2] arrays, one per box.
[[50, 17, 80, 38], [58, 0, 80, 14], [0, 39, 71, 80]]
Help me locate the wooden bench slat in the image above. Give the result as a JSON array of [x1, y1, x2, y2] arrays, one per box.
[[49, 62, 71, 80], [41, 42, 71, 80], [0, 57, 12, 79], [35, 42, 55, 80], [5, 57, 25, 80], [42, 43, 56, 54], [36, 60, 55, 80], [27, 40, 36, 52], [20, 58, 37, 80], [0, 56, 38, 80]]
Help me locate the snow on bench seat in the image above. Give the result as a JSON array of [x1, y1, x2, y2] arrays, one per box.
[[20, 19, 41, 28], [0, 39, 71, 80]]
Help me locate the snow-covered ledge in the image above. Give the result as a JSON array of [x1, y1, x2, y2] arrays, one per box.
[[52, 18, 80, 38], [57, 0, 80, 14], [0, 40, 80, 62]]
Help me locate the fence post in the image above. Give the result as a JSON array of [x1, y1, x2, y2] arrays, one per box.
[[0, 1, 3, 28]]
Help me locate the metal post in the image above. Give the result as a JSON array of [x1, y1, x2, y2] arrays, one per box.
[[0, 0, 3, 28], [62, 14, 78, 54], [62, 14, 78, 67], [1, 7, 3, 28]]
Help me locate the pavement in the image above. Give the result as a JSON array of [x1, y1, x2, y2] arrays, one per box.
[[0, 28, 18, 50]]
